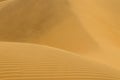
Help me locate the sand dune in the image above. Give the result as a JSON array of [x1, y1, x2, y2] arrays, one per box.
[[0, 42, 120, 80], [0, 0, 120, 76]]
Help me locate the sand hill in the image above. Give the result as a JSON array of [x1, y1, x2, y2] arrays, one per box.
[[0, 0, 120, 75]]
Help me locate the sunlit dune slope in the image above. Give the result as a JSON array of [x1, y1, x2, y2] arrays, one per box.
[[0, 42, 120, 80], [70, 0, 120, 49], [69, 0, 120, 70]]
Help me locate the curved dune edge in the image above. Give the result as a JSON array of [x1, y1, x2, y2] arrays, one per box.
[[0, 42, 120, 80], [0, 41, 80, 57]]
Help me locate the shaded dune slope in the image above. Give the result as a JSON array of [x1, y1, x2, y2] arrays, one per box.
[[0, 0, 99, 53], [0, 0, 72, 41]]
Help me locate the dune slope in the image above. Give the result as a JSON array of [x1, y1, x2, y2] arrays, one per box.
[[0, 42, 120, 80], [69, 0, 120, 70], [0, 0, 99, 53]]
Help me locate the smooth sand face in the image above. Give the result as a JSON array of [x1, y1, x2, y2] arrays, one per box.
[[69, 0, 120, 69], [0, 42, 120, 80], [70, 0, 120, 48]]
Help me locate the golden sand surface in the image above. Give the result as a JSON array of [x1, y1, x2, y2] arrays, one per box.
[[0, 0, 120, 79], [69, 0, 120, 70], [0, 42, 120, 80]]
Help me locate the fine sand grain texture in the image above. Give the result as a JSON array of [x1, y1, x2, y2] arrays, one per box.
[[0, 42, 120, 80]]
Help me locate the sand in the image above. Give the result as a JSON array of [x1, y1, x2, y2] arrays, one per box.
[[0, 0, 120, 77], [0, 42, 120, 80], [69, 0, 120, 70]]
